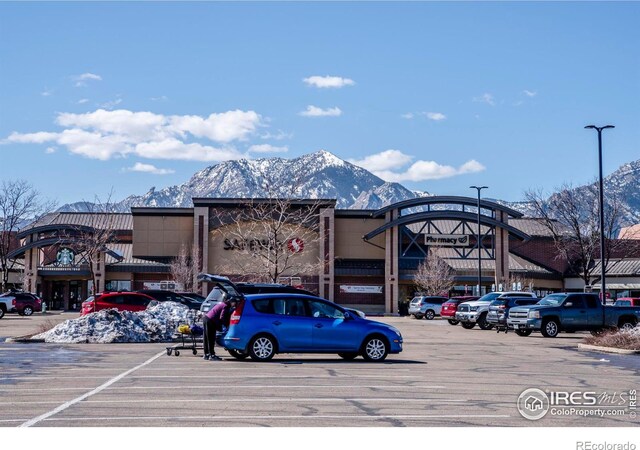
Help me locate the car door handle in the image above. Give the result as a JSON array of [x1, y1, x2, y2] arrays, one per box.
[[314, 323, 323, 328], [273, 320, 282, 326]]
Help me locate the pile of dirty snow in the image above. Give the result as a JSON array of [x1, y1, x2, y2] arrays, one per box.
[[34, 302, 197, 343], [583, 325, 640, 351]]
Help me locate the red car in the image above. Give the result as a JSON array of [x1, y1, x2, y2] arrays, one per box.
[[441, 296, 480, 325], [80, 292, 154, 316], [614, 297, 640, 307]]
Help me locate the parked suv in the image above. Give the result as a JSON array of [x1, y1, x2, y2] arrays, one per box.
[[486, 297, 540, 334], [0, 292, 42, 318], [200, 283, 315, 314], [137, 289, 202, 310], [408, 296, 449, 320], [441, 296, 479, 325], [456, 291, 538, 330], [199, 274, 403, 362], [80, 292, 154, 316]]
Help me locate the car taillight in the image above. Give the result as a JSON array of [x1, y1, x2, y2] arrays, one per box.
[[230, 300, 244, 325], [12, 299, 16, 306], [498, 305, 507, 309]]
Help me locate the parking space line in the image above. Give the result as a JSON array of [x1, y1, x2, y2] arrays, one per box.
[[1, 398, 468, 406], [4, 413, 512, 424], [18, 350, 165, 428]]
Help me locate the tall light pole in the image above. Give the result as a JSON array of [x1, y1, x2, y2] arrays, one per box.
[[585, 124, 614, 304], [470, 186, 488, 296]]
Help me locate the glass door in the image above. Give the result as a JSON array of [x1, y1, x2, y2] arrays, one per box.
[[51, 282, 66, 310], [69, 281, 83, 311]]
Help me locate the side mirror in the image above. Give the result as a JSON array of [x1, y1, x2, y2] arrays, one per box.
[[343, 311, 353, 320]]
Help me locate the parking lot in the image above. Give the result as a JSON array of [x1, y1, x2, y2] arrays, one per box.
[[1, 314, 638, 427]]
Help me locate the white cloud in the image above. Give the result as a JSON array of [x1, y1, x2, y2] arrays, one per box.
[[248, 144, 288, 154], [260, 130, 293, 141], [45, 147, 56, 154], [401, 113, 415, 119], [99, 98, 123, 110], [299, 105, 342, 117], [523, 90, 537, 97], [425, 112, 446, 121], [473, 93, 496, 106], [350, 149, 485, 182], [41, 89, 53, 97], [150, 95, 168, 102], [303, 75, 355, 88], [73, 72, 102, 87], [124, 162, 175, 175], [77, 98, 89, 104], [349, 150, 413, 172], [5, 108, 261, 162]]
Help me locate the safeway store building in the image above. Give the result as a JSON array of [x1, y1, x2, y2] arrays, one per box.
[[10, 196, 640, 314]]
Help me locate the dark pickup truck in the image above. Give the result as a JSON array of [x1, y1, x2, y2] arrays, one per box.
[[507, 292, 640, 338]]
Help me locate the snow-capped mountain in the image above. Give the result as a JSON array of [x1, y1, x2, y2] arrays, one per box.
[[503, 159, 640, 226], [59, 150, 422, 212]]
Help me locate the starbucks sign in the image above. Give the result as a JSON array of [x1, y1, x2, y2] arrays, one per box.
[[56, 248, 75, 265]]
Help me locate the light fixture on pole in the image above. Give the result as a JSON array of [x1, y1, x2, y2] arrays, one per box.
[[470, 185, 488, 296], [584, 124, 614, 304]]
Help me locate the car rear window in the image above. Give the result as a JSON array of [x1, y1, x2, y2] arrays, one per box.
[[491, 299, 509, 307]]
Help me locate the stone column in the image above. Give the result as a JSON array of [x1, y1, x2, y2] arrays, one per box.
[[384, 210, 399, 315], [193, 206, 210, 296], [494, 211, 510, 289], [319, 207, 335, 301]]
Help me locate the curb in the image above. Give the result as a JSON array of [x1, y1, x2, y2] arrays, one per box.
[[578, 343, 640, 355]]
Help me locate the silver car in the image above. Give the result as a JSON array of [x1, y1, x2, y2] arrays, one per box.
[[408, 296, 448, 320]]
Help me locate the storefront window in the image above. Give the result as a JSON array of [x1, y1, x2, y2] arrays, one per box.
[[105, 280, 132, 292]]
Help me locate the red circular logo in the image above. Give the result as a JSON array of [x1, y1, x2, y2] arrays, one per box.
[[287, 238, 304, 253]]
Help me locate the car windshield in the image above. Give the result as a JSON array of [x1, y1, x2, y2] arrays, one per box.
[[205, 287, 225, 303], [477, 292, 501, 302], [410, 297, 423, 304], [538, 294, 566, 306]]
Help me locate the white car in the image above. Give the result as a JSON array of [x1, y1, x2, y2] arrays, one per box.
[[408, 296, 449, 320], [456, 291, 538, 330]]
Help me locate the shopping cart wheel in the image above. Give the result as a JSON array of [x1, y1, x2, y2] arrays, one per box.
[[166, 349, 172, 356], [174, 350, 180, 356], [192, 349, 198, 355]]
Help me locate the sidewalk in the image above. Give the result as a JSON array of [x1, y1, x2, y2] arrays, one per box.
[[0, 312, 77, 341]]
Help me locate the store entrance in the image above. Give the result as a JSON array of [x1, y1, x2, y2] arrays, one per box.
[[51, 282, 66, 310]]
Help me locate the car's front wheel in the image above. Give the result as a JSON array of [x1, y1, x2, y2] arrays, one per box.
[[424, 310, 435, 320], [515, 329, 532, 337], [249, 334, 277, 361], [447, 319, 459, 325], [227, 349, 250, 360], [477, 313, 493, 330], [361, 336, 389, 362], [0, 308, 5, 319], [461, 322, 475, 329], [414, 314, 423, 320], [541, 319, 560, 338], [22, 306, 34, 316], [338, 352, 358, 360]]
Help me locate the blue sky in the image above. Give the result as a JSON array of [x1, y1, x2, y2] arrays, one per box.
[[1, 2, 638, 205]]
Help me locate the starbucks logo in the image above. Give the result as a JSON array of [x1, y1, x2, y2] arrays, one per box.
[[56, 248, 75, 265]]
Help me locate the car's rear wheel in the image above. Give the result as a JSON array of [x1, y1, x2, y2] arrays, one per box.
[[249, 335, 277, 361], [228, 349, 250, 360], [447, 319, 459, 325], [338, 352, 358, 360], [424, 310, 435, 320], [0, 308, 5, 319], [461, 322, 475, 329], [414, 314, 423, 320], [619, 321, 637, 331], [541, 319, 560, 338], [515, 329, 532, 337], [22, 306, 34, 316], [361, 336, 388, 362]]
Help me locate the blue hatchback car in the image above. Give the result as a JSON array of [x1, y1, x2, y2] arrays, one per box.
[[200, 274, 403, 362]]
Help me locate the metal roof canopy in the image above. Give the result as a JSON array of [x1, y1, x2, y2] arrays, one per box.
[[370, 196, 525, 219]]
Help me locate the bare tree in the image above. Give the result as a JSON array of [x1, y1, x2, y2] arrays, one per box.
[[170, 243, 200, 292], [413, 248, 455, 296], [525, 182, 633, 287], [209, 168, 325, 284], [60, 192, 118, 295], [0, 180, 55, 292]]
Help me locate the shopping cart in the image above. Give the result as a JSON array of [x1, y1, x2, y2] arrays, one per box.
[[166, 310, 204, 357]]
